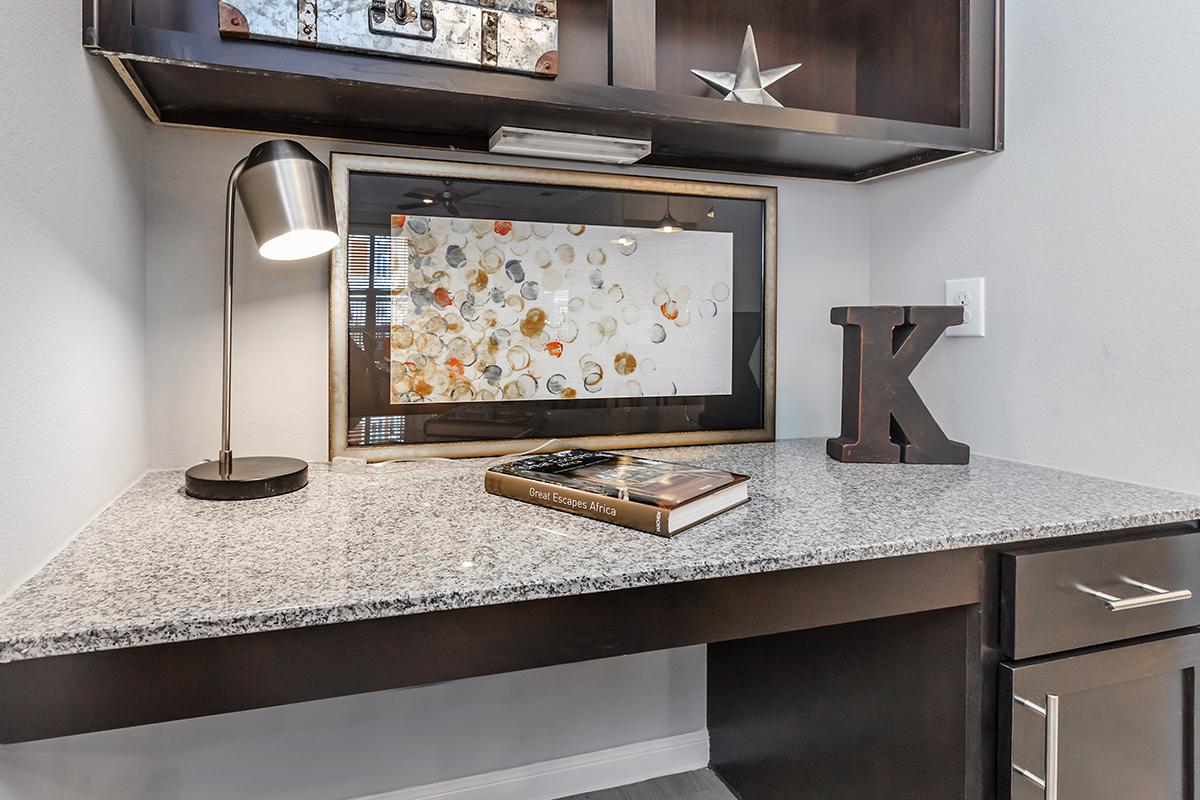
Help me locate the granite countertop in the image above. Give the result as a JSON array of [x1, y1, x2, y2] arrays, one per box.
[[2, 439, 1199, 664]]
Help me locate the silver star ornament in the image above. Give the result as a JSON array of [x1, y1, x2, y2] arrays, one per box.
[[691, 26, 802, 107]]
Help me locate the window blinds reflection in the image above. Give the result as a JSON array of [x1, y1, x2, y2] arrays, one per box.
[[347, 231, 411, 446]]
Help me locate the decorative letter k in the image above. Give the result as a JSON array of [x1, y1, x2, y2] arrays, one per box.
[[827, 306, 969, 464]]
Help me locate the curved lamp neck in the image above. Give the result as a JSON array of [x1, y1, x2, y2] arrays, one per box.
[[220, 157, 249, 479]]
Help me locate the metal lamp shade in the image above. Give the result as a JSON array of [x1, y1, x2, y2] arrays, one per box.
[[237, 140, 338, 261], [656, 213, 683, 233]]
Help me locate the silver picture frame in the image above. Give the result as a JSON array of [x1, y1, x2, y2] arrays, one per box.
[[329, 153, 777, 460]]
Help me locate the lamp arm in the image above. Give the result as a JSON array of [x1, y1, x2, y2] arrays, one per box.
[[220, 157, 249, 479]]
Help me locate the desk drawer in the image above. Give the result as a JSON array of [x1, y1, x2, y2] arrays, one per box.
[[1002, 529, 1200, 659]]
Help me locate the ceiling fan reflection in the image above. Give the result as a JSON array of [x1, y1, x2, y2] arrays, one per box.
[[396, 180, 502, 216]]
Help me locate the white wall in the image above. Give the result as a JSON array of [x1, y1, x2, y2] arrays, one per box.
[[0, 3, 148, 593], [0, 87, 867, 800], [0, 648, 705, 800], [145, 128, 868, 468], [868, 0, 1200, 494], [129, 126, 870, 798]]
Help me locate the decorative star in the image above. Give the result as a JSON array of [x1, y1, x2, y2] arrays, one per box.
[[691, 26, 802, 107]]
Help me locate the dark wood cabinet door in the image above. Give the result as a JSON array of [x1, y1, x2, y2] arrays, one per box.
[[1001, 632, 1200, 800]]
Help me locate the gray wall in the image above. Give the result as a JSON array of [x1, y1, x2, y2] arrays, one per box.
[[869, 0, 1200, 494], [144, 128, 868, 468], [0, 3, 148, 593], [0, 648, 706, 799]]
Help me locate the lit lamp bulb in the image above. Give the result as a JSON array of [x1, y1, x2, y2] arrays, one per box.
[[656, 214, 683, 234], [258, 228, 340, 261]]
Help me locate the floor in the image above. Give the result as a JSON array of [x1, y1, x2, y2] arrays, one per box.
[[559, 769, 736, 800]]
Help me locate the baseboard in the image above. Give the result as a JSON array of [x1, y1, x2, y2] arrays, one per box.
[[355, 729, 709, 800]]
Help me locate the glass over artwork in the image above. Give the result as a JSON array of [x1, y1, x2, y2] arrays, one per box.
[[335, 161, 773, 455], [387, 214, 735, 404]]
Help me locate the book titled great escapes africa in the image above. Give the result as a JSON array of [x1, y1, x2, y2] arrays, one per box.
[[484, 450, 750, 537]]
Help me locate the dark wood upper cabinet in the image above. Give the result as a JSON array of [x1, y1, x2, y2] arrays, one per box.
[[84, 0, 1003, 181]]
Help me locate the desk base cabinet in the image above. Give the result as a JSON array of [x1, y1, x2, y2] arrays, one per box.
[[8, 526, 1200, 800], [1001, 632, 1200, 800], [709, 607, 977, 800]]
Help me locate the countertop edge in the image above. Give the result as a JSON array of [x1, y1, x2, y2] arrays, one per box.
[[4, 506, 1198, 664]]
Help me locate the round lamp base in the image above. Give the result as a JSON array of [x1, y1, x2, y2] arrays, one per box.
[[184, 456, 309, 501]]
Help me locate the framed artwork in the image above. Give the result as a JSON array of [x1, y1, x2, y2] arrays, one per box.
[[329, 154, 776, 460]]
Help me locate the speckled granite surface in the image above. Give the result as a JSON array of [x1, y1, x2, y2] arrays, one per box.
[[2, 439, 1199, 663]]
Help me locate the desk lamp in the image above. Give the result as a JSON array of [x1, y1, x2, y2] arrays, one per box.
[[185, 140, 338, 500]]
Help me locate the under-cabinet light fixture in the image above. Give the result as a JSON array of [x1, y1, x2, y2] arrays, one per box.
[[489, 127, 652, 165]]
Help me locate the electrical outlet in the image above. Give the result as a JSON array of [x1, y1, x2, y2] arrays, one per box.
[[945, 277, 985, 337]]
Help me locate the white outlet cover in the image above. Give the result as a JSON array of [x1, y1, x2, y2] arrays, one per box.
[[945, 277, 985, 337]]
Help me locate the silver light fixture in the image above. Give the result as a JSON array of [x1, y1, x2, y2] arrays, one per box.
[[489, 126, 652, 165], [185, 140, 338, 501], [656, 198, 684, 233]]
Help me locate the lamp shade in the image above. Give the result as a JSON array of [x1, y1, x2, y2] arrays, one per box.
[[655, 211, 683, 233], [236, 140, 338, 261], [655, 197, 684, 234]]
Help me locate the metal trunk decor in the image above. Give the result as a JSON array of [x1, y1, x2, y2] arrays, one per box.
[[218, 0, 559, 77], [827, 306, 969, 465]]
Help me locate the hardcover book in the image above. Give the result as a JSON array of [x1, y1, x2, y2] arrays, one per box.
[[484, 449, 750, 536]]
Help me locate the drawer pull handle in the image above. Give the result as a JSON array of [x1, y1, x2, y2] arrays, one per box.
[[1013, 694, 1046, 717], [1013, 764, 1045, 791], [1076, 578, 1193, 611], [1046, 693, 1060, 800], [1011, 693, 1060, 798]]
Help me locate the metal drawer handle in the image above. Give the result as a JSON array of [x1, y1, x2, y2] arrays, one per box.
[[1012, 693, 1060, 799], [1076, 577, 1193, 611]]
